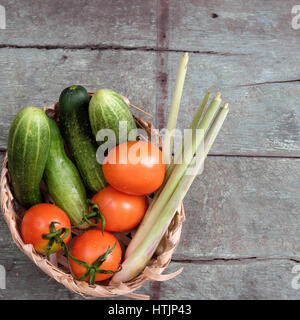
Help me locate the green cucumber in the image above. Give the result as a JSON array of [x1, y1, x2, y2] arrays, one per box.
[[59, 85, 107, 193], [7, 107, 51, 208], [44, 116, 89, 228], [88, 89, 137, 145]]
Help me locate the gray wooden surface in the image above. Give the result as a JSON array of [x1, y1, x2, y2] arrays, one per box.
[[1, 0, 300, 300]]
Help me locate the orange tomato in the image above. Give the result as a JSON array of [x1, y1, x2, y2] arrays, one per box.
[[21, 203, 71, 255], [102, 141, 165, 196], [69, 229, 122, 282], [91, 186, 148, 232]]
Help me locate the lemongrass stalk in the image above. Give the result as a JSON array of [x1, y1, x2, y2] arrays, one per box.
[[205, 103, 229, 151], [125, 93, 222, 259], [161, 92, 220, 197], [189, 91, 211, 131], [162, 53, 189, 165], [125, 127, 203, 259], [111, 105, 229, 283], [166, 90, 213, 180], [155, 101, 227, 255], [148, 91, 211, 212]]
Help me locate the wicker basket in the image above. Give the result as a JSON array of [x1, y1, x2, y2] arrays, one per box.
[[0, 98, 185, 300]]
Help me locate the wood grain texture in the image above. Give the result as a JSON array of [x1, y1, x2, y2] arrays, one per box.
[[175, 156, 300, 260], [151, 260, 300, 300], [0, 0, 156, 47], [1, 49, 300, 156], [0, 0, 300, 300], [167, 0, 298, 54], [0, 0, 297, 55], [1, 258, 300, 300], [0, 48, 156, 149], [1, 220, 300, 300], [161, 52, 300, 156], [1, 245, 300, 299], [2, 153, 300, 299]]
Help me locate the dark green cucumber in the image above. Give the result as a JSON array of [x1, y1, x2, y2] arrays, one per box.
[[44, 116, 89, 228], [88, 89, 137, 145], [7, 107, 51, 208], [59, 85, 107, 193]]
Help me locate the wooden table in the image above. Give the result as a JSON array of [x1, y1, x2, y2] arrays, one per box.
[[1, 0, 300, 300]]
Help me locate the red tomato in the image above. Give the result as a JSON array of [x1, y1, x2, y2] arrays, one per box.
[[91, 186, 148, 232], [21, 203, 71, 255], [102, 141, 165, 195], [69, 229, 122, 282]]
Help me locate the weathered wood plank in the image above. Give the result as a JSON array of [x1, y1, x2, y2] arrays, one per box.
[[0, 0, 299, 301], [1, 252, 300, 300], [154, 260, 300, 300], [0, 0, 297, 56], [0, 0, 156, 47], [1, 49, 300, 156], [2, 153, 300, 299], [167, 0, 299, 54], [0, 48, 156, 149], [2, 153, 300, 274], [174, 156, 300, 260], [0, 247, 151, 300], [160, 51, 300, 156]]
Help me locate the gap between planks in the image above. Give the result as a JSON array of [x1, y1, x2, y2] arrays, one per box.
[[1, 46, 300, 88], [172, 256, 300, 265], [1, 150, 300, 160], [0, 44, 247, 56]]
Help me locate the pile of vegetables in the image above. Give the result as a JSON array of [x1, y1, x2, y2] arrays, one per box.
[[7, 53, 229, 286]]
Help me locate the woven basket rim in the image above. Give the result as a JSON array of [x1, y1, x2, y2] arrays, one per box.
[[0, 99, 185, 300]]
